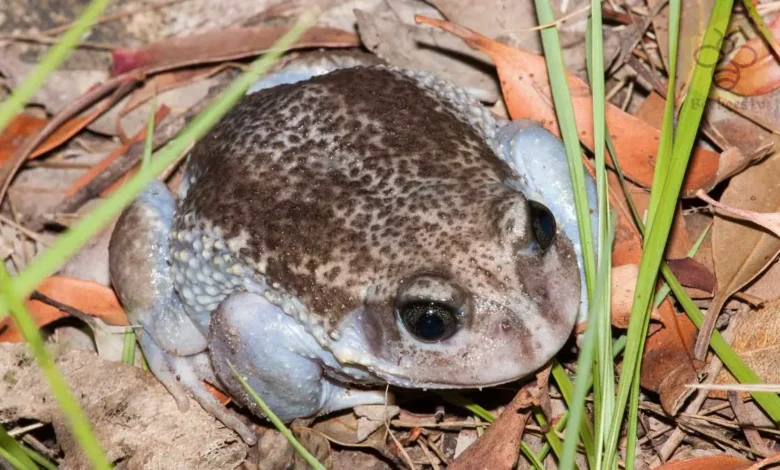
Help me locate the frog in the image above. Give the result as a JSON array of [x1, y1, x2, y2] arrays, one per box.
[[108, 55, 597, 445]]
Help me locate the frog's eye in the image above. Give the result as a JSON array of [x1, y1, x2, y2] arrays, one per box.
[[529, 200, 556, 251], [398, 300, 460, 342]]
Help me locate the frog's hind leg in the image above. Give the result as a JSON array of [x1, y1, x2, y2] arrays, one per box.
[[109, 181, 258, 444], [208, 292, 387, 423]]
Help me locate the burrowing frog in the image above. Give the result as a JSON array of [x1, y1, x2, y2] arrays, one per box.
[[109, 57, 596, 445]]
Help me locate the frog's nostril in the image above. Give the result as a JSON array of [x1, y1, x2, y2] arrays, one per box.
[[500, 319, 512, 332]]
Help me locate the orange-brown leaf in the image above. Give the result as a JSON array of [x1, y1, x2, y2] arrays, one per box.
[[112, 26, 360, 75], [655, 455, 752, 470], [0, 276, 127, 343], [415, 15, 721, 197]]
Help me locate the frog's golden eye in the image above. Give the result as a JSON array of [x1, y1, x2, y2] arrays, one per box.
[[529, 200, 556, 251], [398, 300, 460, 342]]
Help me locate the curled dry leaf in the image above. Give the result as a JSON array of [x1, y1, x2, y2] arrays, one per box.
[[447, 388, 532, 470], [0, 276, 127, 343], [112, 26, 360, 75], [698, 189, 780, 238], [717, 14, 780, 96], [414, 16, 722, 197], [313, 411, 395, 461], [694, 154, 780, 360]]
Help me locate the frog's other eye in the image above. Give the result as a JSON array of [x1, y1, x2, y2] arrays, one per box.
[[529, 200, 556, 251], [398, 300, 460, 342]]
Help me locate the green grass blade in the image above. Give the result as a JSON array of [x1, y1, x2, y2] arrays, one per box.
[[228, 362, 326, 470], [533, 406, 563, 459], [559, 226, 613, 470], [141, 97, 157, 171], [743, 0, 780, 60], [437, 391, 496, 422], [606, 0, 734, 458], [122, 327, 136, 365], [0, 447, 29, 470], [0, 264, 111, 469], [0, 11, 317, 319], [0, 0, 111, 132], [533, 0, 596, 300], [663, 264, 780, 421], [586, 2, 618, 465], [551, 360, 595, 469], [22, 445, 57, 470], [520, 442, 546, 470], [0, 425, 37, 470]]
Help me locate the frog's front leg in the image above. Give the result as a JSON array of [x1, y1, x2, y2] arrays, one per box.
[[208, 292, 387, 422], [109, 181, 258, 444]]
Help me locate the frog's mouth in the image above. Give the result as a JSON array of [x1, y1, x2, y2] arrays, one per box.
[[327, 299, 577, 389]]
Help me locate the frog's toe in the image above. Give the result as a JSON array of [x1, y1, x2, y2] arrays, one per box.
[[139, 329, 259, 444], [137, 330, 191, 412]]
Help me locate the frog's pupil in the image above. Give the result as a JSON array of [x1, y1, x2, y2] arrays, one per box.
[[417, 311, 445, 339], [399, 301, 458, 342], [529, 200, 556, 251]]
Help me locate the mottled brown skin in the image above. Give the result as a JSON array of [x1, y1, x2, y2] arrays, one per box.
[[108, 65, 583, 443], [173, 67, 580, 385]]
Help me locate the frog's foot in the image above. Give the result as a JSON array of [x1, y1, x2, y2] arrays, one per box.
[[138, 329, 259, 444], [209, 292, 387, 423], [110, 180, 259, 445]]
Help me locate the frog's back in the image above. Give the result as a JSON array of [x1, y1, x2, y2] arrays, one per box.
[[176, 67, 531, 323]]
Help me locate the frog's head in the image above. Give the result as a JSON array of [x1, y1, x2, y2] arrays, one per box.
[[329, 190, 581, 389]]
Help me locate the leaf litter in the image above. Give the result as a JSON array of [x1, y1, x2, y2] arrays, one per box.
[[3, 0, 780, 468]]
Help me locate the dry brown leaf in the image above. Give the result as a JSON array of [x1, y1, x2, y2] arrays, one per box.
[[635, 93, 770, 194], [356, 0, 500, 101], [65, 106, 170, 198], [112, 26, 360, 75], [0, 114, 47, 166], [0, 112, 114, 166], [699, 189, 780, 238], [121, 66, 226, 114], [695, 154, 780, 359], [0, 276, 127, 343], [447, 388, 532, 470], [716, 297, 780, 398], [665, 257, 716, 294], [415, 15, 723, 197], [655, 455, 752, 470], [313, 411, 395, 461]]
